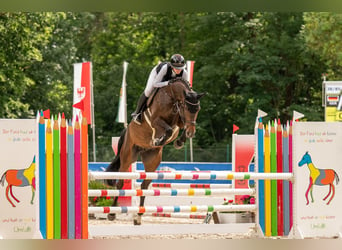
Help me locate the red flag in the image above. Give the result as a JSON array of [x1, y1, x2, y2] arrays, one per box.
[[186, 61, 195, 87], [74, 62, 92, 125], [233, 124, 239, 133], [72, 99, 84, 111], [43, 109, 50, 119]]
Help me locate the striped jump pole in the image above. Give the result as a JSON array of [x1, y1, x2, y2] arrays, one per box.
[[88, 204, 257, 214], [150, 183, 232, 189], [89, 171, 292, 181], [88, 188, 255, 197], [149, 213, 207, 219]]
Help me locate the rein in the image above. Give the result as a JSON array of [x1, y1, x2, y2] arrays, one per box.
[[172, 96, 200, 127]]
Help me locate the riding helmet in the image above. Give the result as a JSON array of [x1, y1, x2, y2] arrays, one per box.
[[170, 54, 186, 69]]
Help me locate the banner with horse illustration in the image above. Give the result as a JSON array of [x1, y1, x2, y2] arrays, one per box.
[[293, 122, 342, 238], [0, 119, 40, 239]]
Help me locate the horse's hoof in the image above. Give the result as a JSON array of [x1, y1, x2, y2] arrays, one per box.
[[133, 219, 141, 225], [107, 213, 116, 221], [133, 214, 142, 225], [174, 140, 184, 149], [153, 136, 165, 146]]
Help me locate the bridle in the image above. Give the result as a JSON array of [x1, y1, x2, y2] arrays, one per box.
[[168, 80, 200, 127], [173, 99, 200, 127]]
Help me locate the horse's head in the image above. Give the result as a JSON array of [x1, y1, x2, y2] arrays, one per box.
[[298, 151, 311, 167], [182, 90, 206, 138]]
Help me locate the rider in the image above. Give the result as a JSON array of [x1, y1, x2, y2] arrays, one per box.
[[131, 54, 189, 124]]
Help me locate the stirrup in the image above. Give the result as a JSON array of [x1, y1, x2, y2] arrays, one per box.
[[132, 113, 142, 125]]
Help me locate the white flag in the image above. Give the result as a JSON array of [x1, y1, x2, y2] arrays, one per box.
[[257, 109, 268, 119], [116, 61, 128, 125], [293, 110, 305, 121]]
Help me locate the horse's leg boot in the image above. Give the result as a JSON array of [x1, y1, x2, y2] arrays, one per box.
[[132, 93, 148, 125]]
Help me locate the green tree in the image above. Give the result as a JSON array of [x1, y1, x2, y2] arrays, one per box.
[[25, 12, 95, 117], [303, 12, 342, 79], [0, 13, 53, 118]]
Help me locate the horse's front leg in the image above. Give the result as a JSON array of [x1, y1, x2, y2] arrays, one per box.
[[134, 179, 152, 225], [30, 186, 35, 205], [151, 118, 173, 147], [174, 129, 186, 149], [305, 179, 313, 205]]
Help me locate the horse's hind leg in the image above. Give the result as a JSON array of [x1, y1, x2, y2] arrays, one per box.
[[6, 185, 16, 207], [133, 179, 152, 225], [107, 179, 125, 221], [323, 184, 332, 201], [326, 184, 335, 205], [134, 148, 162, 225]]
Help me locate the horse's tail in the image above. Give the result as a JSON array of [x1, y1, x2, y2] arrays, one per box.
[[334, 171, 340, 185], [105, 128, 127, 186], [0, 171, 6, 186]]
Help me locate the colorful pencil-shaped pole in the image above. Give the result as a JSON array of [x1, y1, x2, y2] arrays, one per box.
[[67, 120, 75, 239], [60, 113, 68, 239], [53, 115, 61, 239], [74, 116, 81, 239], [46, 118, 54, 239], [257, 118, 265, 233], [282, 124, 290, 236], [81, 116, 88, 239], [289, 120, 293, 232], [39, 111, 47, 239], [276, 119, 283, 236], [270, 120, 277, 236]]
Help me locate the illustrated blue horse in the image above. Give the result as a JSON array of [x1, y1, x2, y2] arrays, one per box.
[[298, 152, 339, 205]]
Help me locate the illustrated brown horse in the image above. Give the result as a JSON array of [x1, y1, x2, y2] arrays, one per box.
[[106, 78, 205, 225], [0, 156, 36, 207]]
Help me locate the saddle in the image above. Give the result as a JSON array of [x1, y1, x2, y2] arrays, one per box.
[[146, 87, 160, 108]]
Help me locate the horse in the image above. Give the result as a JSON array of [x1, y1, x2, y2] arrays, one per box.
[[298, 152, 339, 205], [0, 156, 36, 207], [106, 78, 205, 225]]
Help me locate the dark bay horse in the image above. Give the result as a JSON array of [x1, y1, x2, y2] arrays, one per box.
[[106, 78, 205, 225]]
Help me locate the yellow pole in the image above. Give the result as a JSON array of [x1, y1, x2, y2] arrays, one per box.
[[46, 118, 54, 239], [264, 124, 271, 236]]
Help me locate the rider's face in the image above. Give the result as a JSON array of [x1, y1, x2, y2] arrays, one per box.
[[172, 67, 182, 75]]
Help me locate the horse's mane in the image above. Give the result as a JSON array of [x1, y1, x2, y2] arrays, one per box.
[[169, 77, 192, 91], [147, 78, 192, 107]]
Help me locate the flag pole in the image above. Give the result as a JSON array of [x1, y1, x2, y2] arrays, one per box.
[[90, 63, 96, 162], [186, 60, 195, 162], [116, 61, 128, 128], [123, 62, 128, 128]]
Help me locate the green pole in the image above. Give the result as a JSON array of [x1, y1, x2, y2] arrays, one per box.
[[53, 115, 61, 239], [226, 144, 230, 162], [185, 142, 187, 162], [270, 120, 278, 236]]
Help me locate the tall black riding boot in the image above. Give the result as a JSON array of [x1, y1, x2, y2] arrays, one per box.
[[131, 93, 148, 124]]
